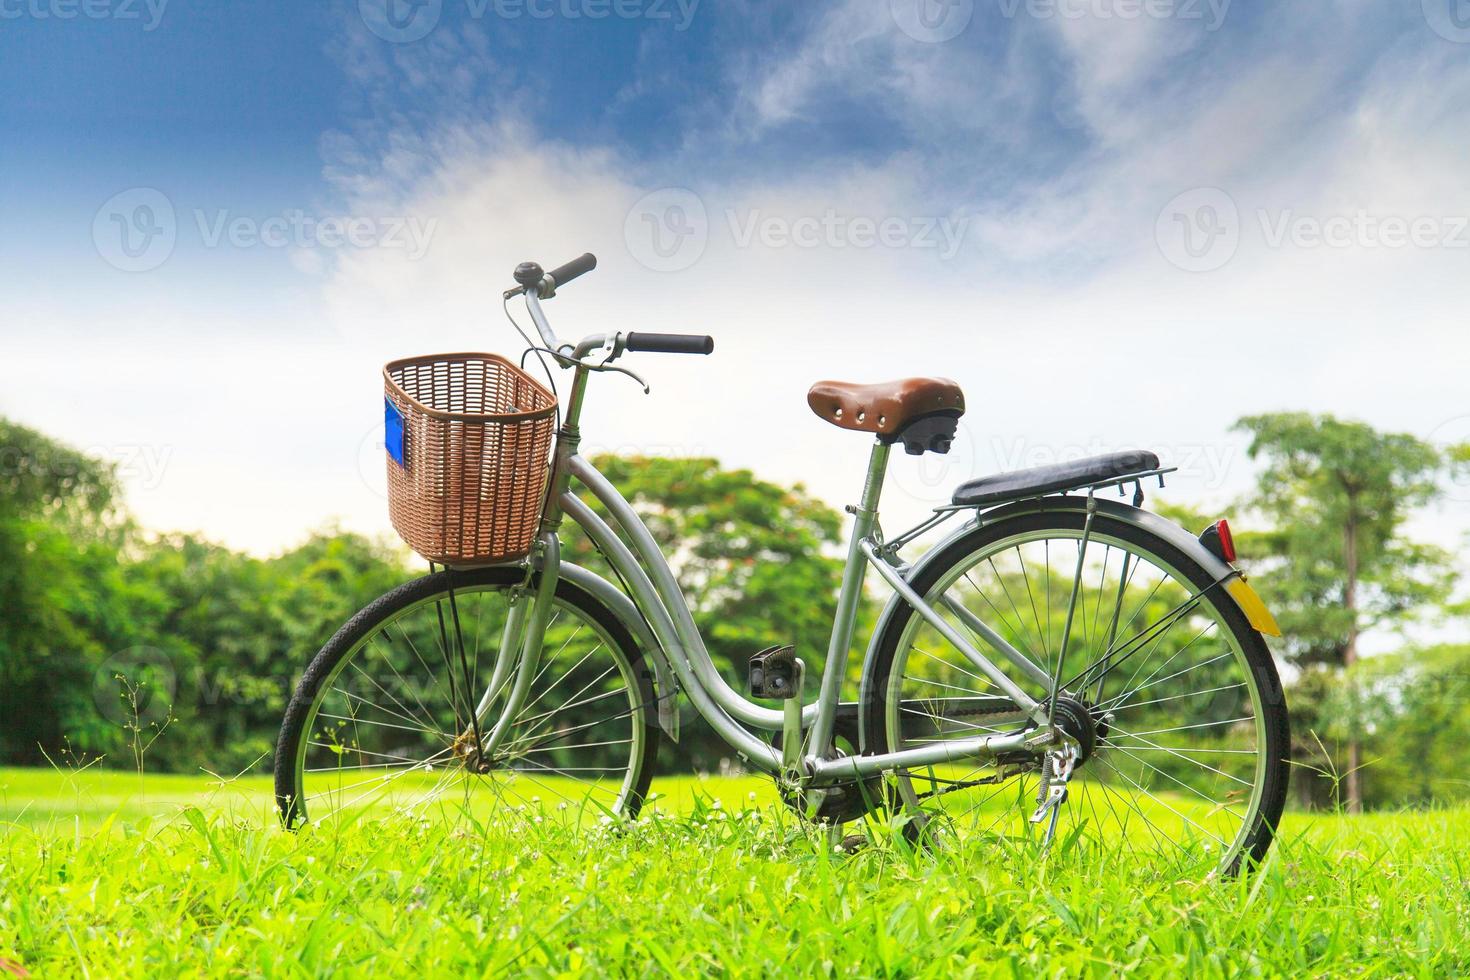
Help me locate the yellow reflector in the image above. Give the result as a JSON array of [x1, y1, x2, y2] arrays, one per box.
[[1225, 578, 1281, 637]]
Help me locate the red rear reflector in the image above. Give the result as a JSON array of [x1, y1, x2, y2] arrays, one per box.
[[1214, 519, 1236, 563]]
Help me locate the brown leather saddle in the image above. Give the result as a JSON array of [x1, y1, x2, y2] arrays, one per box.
[[807, 377, 965, 455]]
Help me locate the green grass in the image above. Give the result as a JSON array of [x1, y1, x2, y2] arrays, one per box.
[[1, 766, 1467, 977]]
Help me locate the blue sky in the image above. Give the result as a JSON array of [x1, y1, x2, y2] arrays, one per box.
[[5, 0, 1470, 610]]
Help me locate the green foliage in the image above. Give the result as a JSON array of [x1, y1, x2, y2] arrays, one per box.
[[0, 412, 414, 772], [1350, 644, 1470, 807], [2, 768, 1469, 976], [0, 417, 116, 522], [0, 419, 130, 763], [1234, 412, 1456, 666]]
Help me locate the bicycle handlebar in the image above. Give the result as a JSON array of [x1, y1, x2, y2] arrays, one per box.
[[513, 253, 716, 362], [625, 332, 714, 356], [546, 252, 597, 290], [506, 253, 597, 299]]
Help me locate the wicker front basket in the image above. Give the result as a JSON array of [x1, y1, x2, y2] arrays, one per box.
[[384, 353, 556, 565]]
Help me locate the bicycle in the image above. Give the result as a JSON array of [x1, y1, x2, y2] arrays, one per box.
[[275, 253, 1291, 875]]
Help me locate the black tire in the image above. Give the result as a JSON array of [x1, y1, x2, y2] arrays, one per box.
[[863, 510, 1290, 874], [275, 567, 660, 828]]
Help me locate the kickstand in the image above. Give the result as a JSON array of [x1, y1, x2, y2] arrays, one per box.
[[1030, 743, 1078, 852]]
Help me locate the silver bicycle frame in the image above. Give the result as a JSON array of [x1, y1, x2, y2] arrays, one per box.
[[480, 292, 1060, 784]]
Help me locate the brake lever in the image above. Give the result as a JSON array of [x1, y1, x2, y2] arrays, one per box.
[[586, 334, 649, 392], [595, 362, 650, 394]]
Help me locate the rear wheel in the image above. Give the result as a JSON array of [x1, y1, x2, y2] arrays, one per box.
[[275, 567, 660, 828], [865, 510, 1290, 875]]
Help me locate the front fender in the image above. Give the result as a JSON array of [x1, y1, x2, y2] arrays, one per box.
[[559, 562, 680, 743], [856, 496, 1279, 751]]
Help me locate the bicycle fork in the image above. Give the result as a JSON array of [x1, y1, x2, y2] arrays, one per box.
[[454, 533, 561, 767]]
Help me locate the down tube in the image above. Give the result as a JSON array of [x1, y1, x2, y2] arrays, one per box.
[[566, 456, 823, 731]]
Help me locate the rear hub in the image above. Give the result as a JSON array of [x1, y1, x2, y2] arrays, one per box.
[[1050, 695, 1100, 765]]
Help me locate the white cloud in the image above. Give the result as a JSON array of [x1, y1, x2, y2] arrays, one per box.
[[9, 0, 1470, 640]]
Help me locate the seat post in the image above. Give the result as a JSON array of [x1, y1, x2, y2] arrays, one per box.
[[856, 438, 891, 516], [808, 438, 891, 761]]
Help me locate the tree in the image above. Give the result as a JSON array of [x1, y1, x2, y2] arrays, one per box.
[[0, 419, 133, 763], [1234, 412, 1460, 812]]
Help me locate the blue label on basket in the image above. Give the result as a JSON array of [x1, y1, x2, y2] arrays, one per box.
[[384, 398, 406, 467]]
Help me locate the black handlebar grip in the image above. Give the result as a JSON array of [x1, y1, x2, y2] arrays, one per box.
[[625, 332, 715, 355], [546, 252, 597, 289]]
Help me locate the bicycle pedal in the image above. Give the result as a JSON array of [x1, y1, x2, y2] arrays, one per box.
[[749, 644, 798, 699]]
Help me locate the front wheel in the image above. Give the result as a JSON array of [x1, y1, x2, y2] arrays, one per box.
[[275, 567, 661, 828], [865, 509, 1290, 876]]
